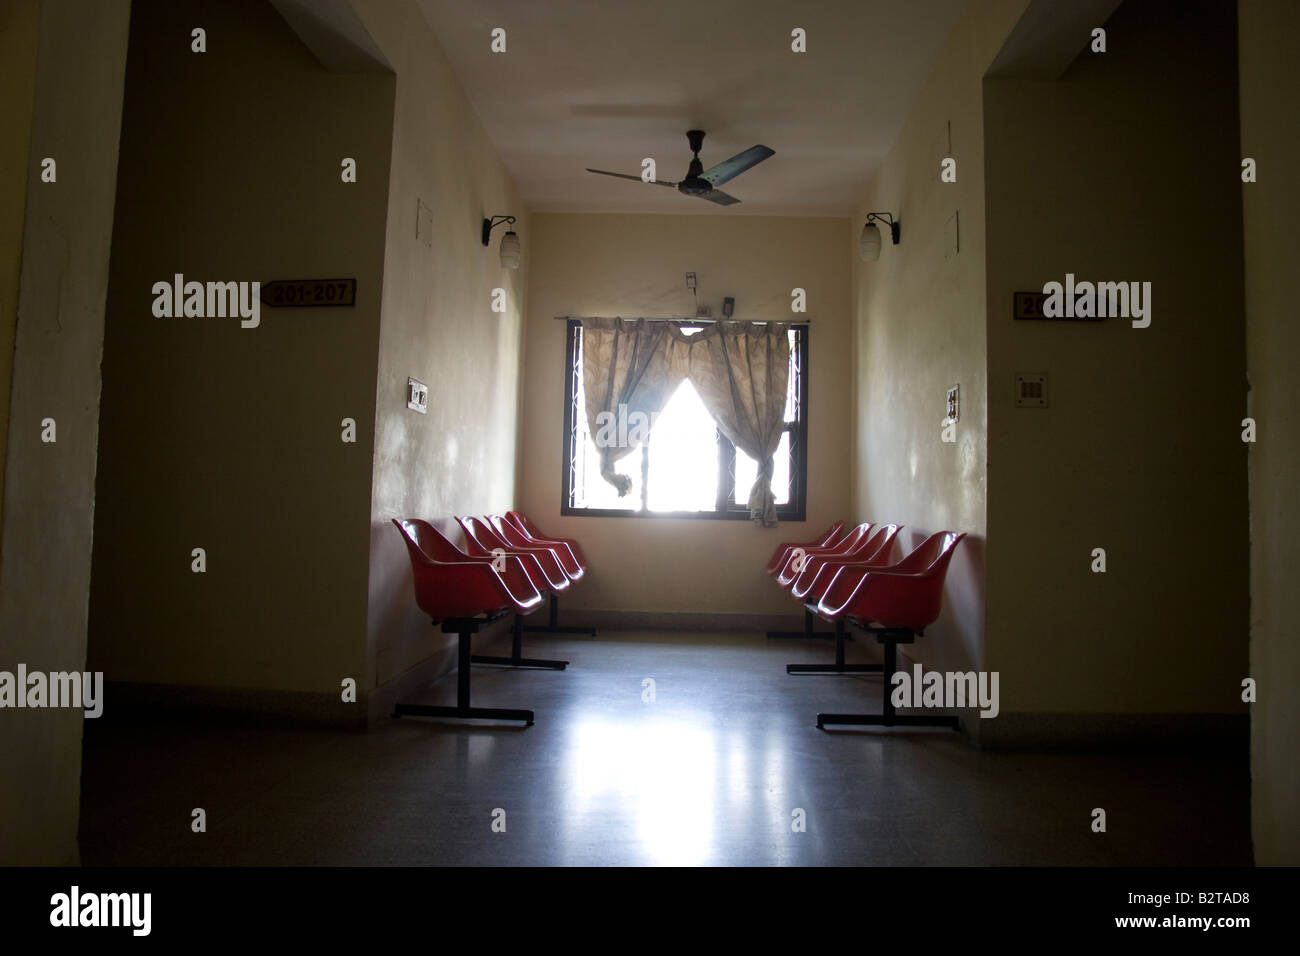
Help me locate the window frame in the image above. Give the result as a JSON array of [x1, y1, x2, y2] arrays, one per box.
[[559, 318, 809, 521]]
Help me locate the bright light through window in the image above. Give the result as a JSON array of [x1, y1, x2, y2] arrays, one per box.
[[564, 323, 807, 518], [647, 381, 717, 512]]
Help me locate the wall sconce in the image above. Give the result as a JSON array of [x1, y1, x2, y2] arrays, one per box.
[[482, 215, 520, 269], [859, 211, 900, 261]]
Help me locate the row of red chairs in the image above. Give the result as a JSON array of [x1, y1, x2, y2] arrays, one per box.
[[766, 521, 966, 731], [391, 512, 592, 726]]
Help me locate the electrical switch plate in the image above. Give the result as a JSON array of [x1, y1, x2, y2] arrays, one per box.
[[1015, 373, 1048, 407], [945, 385, 960, 424], [407, 377, 428, 413]]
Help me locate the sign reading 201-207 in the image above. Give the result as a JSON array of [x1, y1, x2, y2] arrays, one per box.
[[260, 278, 356, 308]]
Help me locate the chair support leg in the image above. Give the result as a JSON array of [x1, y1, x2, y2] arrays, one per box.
[[767, 607, 835, 640], [787, 618, 882, 675], [817, 628, 960, 731], [473, 610, 568, 669], [521, 593, 597, 636], [394, 617, 536, 725]]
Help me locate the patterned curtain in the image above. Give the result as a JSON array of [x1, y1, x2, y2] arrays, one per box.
[[668, 322, 790, 526], [580, 318, 790, 523], [580, 318, 683, 496]]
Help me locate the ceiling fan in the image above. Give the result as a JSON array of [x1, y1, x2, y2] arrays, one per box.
[[586, 130, 774, 206]]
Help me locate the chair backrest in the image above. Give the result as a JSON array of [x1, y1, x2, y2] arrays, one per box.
[[815, 521, 847, 547], [391, 518, 545, 618], [392, 518, 469, 564], [831, 522, 873, 552], [894, 530, 966, 575], [861, 523, 902, 563], [507, 511, 542, 538], [457, 515, 504, 556], [489, 514, 530, 546]]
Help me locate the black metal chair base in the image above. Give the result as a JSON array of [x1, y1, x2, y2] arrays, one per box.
[[818, 713, 960, 730], [788, 663, 882, 675], [478, 612, 569, 669], [519, 594, 596, 637], [786, 618, 866, 675], [812, 621, 960, 734], [471, 655, 567, 670], [395, 702, 534, 725], [766, 608, 835, 639], [393, 612, 550, 727]]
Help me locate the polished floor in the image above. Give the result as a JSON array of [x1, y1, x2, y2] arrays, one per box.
[[79, 630, 1251, 866]]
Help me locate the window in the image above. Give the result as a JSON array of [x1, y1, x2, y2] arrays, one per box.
[[560, 320, 808, 520]]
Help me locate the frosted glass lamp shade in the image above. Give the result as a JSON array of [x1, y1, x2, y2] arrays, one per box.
[[499, 231, 521, 269], [859, 222, 882, 262]]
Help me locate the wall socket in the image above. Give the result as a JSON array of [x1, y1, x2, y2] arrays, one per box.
[[945, 384, 960, 424]]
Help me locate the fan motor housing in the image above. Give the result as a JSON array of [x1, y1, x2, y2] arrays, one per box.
[[678, 177, 711, 196]]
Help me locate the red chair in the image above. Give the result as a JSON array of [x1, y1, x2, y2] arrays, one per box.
[[393, 518, 542, 619], [790, 524, 901, 601], [391, 519, 560, 726], [765, 521, 846, 576], [774, 523, 872, 589], [458, 515, 572, 594], [501, 512, 597, 637], [764, 522, 868, 642], [783, 524, 902, 675], [491, 514, 583, 580], [507, 512, 588, 572], [811, 531, 966, 731], [766, 522, 870, 640], [816, 532, 966, 628]]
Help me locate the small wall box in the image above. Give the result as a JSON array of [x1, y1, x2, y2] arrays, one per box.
[[1015, 373, 1047, 407], [407, 378, 428, 413]]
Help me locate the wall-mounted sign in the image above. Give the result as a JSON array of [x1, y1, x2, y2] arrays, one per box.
[[260, 278, 356, 307], [1014, 290, 1104, 321]]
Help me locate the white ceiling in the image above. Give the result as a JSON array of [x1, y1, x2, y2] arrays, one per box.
[[416, 0, 970, 216]]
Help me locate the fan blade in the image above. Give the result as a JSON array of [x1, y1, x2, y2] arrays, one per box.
[[585, 168, 677, 187], [696, 188, 741, 206], [700, 145, 774, 186]]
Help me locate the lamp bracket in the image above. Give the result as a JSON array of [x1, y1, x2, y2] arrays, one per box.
[[482, 215, 517, 246], [866, 211, 901, 244]]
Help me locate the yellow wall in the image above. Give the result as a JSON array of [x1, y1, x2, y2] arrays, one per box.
[[89, 0, 395, 694], [351, 0, 530, 687], [983, 0, 1248, 717], [1239, 0, 1300, 866], [0, 0, 40, 560], [0, 0, 131, 866], [851, 0, 1029, 684], [518, 213, 851, 618]]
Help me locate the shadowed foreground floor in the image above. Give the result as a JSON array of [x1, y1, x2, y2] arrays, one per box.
[[79, 630, 1251, 866]]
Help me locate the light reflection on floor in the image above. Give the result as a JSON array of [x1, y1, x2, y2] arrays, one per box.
[[565, 715, 717, 865]]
